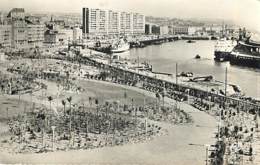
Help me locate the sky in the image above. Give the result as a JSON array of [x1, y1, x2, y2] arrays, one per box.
[[1, 0, 260, 32]]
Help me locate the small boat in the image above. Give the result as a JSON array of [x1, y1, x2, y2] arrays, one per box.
[[178, 72, 193, 77], [195, 54, 201, 59], [187, 40, 196, 43]]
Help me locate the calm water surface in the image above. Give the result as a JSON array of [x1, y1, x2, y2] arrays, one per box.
[[122, 40, 260, 98]]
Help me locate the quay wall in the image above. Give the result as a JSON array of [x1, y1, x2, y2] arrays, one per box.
[[70, 55, 260, 112]]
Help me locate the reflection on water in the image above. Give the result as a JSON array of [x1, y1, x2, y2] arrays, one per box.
[[127, 40, 260, 98]]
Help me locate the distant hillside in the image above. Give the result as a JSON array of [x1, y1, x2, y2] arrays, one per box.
[[145, 16, 234, 27]]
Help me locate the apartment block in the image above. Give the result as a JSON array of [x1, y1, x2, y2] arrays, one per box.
[[82, 7, 145, 37], [27, 23, 45, 48], [11, 19, 28, 49]]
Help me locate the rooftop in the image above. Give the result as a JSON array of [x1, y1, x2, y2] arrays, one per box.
[[7, 8, 25, 18]]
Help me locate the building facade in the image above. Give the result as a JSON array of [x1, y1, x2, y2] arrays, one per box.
[[7, 8, 25, 19], [0, 12, 4, 24], [171, 26, 189, 35], [82, 7, 145, 37], [0, 25, 12, 48], [73, 27, 82, 42], [44, 30, 66, 45], [27, 23, 45, 48], [11, 19, 29, 49], [159, 25, 169, 35], [0, 8, 44, 50], [145, 23, 169, 35], [132, 13, 145, 35]]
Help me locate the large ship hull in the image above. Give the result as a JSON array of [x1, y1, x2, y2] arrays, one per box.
[[214, 51, 231, 62], [229, 52, 260, 68], [226, 40, 260, 68]]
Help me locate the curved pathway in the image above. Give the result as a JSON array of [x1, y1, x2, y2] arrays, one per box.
[[0, 80, 217, 165]]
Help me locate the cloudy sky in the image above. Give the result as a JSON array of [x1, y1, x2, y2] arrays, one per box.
[[1, 0, 260, 32]]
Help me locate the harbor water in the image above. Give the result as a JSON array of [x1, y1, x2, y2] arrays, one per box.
[[122, 40, 260, 98]]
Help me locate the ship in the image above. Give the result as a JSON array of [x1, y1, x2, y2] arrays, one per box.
[[214, 38, 237, 62], [229, 40, 260, 68], [228, 29, 260, 68], [213, 28, 260, 68], [110, 38, 130, 53]]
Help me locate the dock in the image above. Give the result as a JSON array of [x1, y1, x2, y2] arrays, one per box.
[[130, 36, 179, 48]]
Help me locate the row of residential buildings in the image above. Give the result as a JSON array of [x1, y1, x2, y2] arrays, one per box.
[[145, 23, 235, 36], [0, 8, 84, 50], [0, 7, 146, 50], [0, 7, 236, 50], [82, 8, 145, 37], [0, 8, 45, 50]]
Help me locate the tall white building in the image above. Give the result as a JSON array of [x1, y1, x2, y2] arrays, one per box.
[[82, 8, 145, 37], [73, 27, 82, 42]]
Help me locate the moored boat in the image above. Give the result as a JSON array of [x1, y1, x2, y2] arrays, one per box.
[[214, 38, 236, 62], [227, 30, 260, 68], [111, 38, 130, 53], [187, 40, 196, 43]]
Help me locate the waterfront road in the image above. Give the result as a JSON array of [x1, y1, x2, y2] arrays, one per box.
[[0, 81, 217, 165]]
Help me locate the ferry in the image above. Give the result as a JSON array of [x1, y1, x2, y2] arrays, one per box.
[[111, 38, 130, 53], [214, 38, 237, 62]]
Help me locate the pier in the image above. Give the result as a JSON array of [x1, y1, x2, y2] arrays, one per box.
[[129, 35, 179, 48]]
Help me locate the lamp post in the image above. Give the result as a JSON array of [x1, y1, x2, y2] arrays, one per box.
[[218, 108, 222, 141], [186, 89, 190, 105], [6, 107, 8, 119], [205, 144, 210, 165], [188, 143, 211, 165], [217, 121, 222, 141], [145, 117, 148, 140], [51, 126, 56, 151]]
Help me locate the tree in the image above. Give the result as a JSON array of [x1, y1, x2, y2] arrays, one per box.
[[155, 92, 160, 111], [105, 101, 109, 117], [95, 98, 99, 116], [61, 100, 66, 116], [89, 97, 92, 106], [162, 88, 166, 109], [47, 96, 53, 111], [67, 96, 72, 141]]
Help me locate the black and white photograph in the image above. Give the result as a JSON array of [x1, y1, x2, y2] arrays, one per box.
[[0, 0, 260, 164]]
